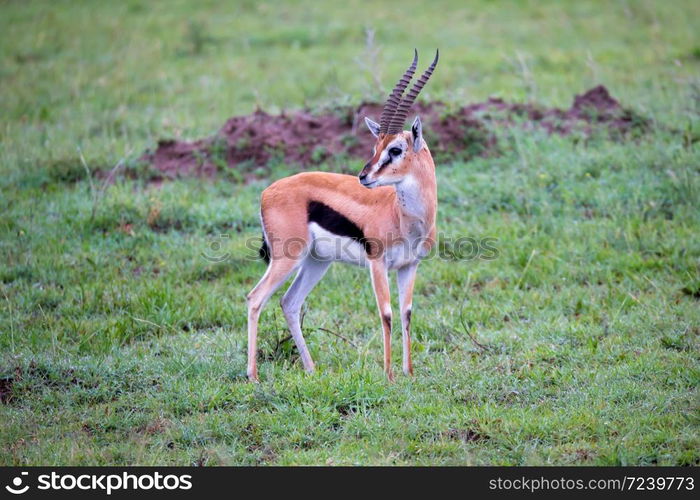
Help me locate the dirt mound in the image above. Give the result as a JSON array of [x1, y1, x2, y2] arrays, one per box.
[[141, 86, 647, 180]]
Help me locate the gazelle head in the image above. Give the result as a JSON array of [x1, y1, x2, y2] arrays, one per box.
[[359, 49, 439, 188]]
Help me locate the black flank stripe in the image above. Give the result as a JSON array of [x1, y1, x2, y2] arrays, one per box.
[[307, 201, 371, 254]]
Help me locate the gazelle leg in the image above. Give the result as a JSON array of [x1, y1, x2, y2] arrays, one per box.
[[247, 257, 298, 381], [397, 263, 418, 376], [370, 259, 393, 381], [281, 256, 331, 373]]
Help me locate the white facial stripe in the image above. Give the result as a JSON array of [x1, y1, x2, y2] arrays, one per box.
[[372, 139, 407, 172], [374, 150, 389, 170]]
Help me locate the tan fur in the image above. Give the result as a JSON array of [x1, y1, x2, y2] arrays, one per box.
[[246, 130, 438, 381]]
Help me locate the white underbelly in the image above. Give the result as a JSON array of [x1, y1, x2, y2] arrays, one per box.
[[308, 223, 368, 267], [307, 223, 428, 270]]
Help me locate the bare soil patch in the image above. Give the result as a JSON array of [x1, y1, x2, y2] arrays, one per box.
[[0, 376, 14, 404], [141, 86, 648, 181], [442, 427, 490, 443]]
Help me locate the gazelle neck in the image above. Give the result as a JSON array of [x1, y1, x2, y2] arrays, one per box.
[[393, 156, 437, 235]]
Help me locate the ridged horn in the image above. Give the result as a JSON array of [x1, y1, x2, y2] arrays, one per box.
[[386, 49, 439, 134], [378, 49, 418, 135]]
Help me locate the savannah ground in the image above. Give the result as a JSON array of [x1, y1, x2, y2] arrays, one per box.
[[1, 0, 699, 465]]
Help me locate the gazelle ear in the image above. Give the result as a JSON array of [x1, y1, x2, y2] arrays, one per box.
[[364, 117, 381, 138], [411, 116, 423, 152]]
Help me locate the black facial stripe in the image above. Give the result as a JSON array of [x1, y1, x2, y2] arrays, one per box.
[[308, 201, 371, 254], [376, 157, 392, 173]]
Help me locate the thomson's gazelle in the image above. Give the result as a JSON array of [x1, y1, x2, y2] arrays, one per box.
[[247, 50, 440, 381]]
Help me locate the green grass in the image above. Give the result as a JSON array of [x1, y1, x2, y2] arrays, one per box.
[[1, 0, 699, 465]]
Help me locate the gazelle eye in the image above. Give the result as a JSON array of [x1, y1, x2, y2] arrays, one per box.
[[389, 147, 402, 156]]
